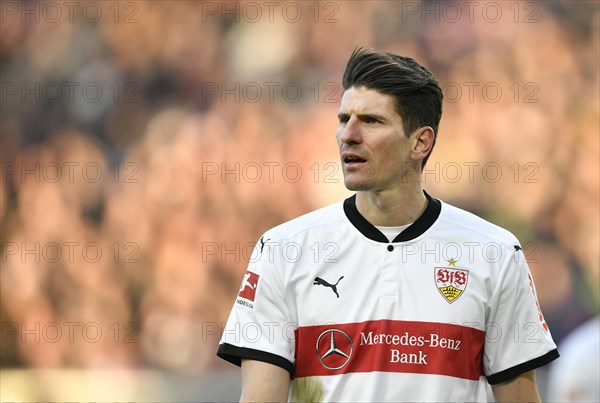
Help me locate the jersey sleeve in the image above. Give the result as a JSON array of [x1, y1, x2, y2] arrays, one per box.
[[483, 244, 559, 384], [217, 234, 296, 375]]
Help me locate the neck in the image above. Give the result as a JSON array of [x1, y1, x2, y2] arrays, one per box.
[[355, 184, 427, 227]]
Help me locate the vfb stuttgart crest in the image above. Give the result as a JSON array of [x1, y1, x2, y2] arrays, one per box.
[[435, 267, 469, 303]]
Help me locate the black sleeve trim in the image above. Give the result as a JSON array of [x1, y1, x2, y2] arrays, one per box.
[[217, 343, 294, 375], [487, 349, 560, 385]]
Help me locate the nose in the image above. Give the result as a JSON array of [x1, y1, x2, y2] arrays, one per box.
[[338, 116, 362, 145]]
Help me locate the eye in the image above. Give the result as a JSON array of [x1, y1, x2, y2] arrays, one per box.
[[364, 116, 381, 125], [338, 115, 349, 124]]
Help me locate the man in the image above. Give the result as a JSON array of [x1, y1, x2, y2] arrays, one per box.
[[217, 48, 559, 402]]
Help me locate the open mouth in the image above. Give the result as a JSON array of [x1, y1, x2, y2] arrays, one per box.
[[343, 156, 367, 164]]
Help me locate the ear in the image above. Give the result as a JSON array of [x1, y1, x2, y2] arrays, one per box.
[[410, 126, 435, 163]]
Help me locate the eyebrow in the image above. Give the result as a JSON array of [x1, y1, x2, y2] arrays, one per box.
[[337, 112, 388, 122]]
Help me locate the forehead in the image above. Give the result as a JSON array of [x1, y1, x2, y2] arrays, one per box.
[[339, 86, 397, 115]]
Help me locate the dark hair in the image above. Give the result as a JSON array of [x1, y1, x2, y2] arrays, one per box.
[[342, 47, 443, 169]]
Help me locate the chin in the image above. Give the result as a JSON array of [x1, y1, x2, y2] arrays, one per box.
[[344, 180, 372, 191]]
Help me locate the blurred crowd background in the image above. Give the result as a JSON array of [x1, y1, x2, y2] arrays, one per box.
[[1, 0, 598, 401]]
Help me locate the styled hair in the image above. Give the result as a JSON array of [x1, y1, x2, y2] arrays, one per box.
[[342, 47, 443, 169]]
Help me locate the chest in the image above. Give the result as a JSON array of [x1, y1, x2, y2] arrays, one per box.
[[287, 241, 492, 328]]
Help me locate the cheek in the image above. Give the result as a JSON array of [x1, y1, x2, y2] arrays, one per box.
[[378, 140, 408, 168], [378, 138, 403, 156], [335, 129, 343, 146]]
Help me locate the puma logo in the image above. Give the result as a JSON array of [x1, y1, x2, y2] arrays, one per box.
[[313, 276, 344, 298], [259, 236, 270, 253]]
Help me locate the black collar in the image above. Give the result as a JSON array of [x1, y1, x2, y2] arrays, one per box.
[[343, 191, 441, 243]]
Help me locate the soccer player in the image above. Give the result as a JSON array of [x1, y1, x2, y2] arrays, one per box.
[[217, 48, 559, 402]]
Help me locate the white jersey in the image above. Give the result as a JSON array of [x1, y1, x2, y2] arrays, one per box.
[[217, 192, 559, 402]]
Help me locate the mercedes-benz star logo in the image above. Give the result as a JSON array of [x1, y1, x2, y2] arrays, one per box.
[[316, 329, 354, 370]]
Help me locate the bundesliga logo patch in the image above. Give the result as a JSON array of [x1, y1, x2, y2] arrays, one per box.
[[238, 271, 259, 306], [435, 267, 469, 303]]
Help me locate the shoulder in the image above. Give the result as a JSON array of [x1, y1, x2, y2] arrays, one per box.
[[436, 199, 521, 249], [263, 200, 346, 242]]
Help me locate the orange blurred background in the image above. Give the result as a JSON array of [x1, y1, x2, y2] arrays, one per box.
[[1, 1, 598, 401]]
